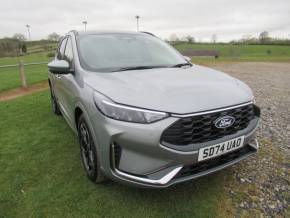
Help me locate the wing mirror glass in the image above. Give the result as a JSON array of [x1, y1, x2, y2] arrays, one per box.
[[48, 60, 72, 74]]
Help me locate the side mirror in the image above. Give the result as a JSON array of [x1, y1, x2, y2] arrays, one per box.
[[183, 56, 191, 62], [48, 60, 72, 74]]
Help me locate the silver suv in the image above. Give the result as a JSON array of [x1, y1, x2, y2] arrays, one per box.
[[48, 30, 260, 188]]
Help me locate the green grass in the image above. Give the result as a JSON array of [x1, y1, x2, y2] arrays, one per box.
[[0, 64, 48, 92], [0, 53, 52, 92], [0, 53, 52, 65], [27, 43, 57, 54], [174, 43, 290, 62], [0, 91, 232, 218]]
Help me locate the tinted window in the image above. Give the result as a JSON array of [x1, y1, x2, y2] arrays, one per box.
[[77, 34, 186, 72], [57, 37, 67, 60], [64, 37, 73, 62]]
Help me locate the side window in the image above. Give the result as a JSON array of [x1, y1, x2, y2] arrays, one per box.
[[64, 37, 73, 62], [57, 37, 67, 60]]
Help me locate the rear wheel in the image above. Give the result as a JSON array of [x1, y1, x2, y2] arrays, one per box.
[[78, 114, 106, 183], [49, 85, 61, 115]]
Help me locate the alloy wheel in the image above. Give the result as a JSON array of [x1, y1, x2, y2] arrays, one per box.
[[79, 121, 95, 175]]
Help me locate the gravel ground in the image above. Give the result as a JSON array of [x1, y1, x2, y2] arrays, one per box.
[[211, 62, 290, 217]]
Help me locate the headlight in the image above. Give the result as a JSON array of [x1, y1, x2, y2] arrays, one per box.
[[93, 92, 169, 123]]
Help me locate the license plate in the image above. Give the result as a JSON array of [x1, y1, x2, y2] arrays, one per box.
[[198, 136, 244, 162]]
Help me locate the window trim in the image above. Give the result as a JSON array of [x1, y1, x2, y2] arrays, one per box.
[[57, 37, 68, 60], [63, 36, 74, 63]]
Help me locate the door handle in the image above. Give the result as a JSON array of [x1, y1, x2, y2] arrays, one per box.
[[56, 74, 62, 79]]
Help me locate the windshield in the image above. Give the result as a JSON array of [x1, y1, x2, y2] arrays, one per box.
[[77, 33, 187, 72]]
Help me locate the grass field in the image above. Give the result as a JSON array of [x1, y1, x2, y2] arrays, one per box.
[[0, 64, 48, 92], [0, 53, 52, 92], [174, 43, 290, 62], [0, 91, 233, 218], [0, 52, 52, 66]]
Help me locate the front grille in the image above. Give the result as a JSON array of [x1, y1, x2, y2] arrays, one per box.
[[174, 145, 255, 179], [161, 104, 257, 146]]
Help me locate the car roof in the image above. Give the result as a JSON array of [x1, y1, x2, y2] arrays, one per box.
[[69, 30, 155, 37]]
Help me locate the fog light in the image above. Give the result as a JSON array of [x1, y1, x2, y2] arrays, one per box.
[[111, 143, 122, 168]]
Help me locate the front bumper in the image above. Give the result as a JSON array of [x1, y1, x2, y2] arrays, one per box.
[[112, 140, 258, 188], [91, 104, 260, 188]]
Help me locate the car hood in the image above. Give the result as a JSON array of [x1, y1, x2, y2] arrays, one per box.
[[84, 65, 253, 114]]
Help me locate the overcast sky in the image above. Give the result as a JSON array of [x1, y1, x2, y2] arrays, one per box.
[[1, 0, 289, 42]]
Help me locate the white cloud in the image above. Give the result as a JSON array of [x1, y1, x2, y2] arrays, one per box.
[[0, 0, 289, 41]]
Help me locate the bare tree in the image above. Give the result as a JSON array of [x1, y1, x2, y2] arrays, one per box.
[[186, 35, 195, 44], [180, 36, 187, 42], [47, 32, 62, 42], [240, 35, 258, 44], [12, 33, 26, 41], [0, 38, 21, 57], [21, 44, 27, 53], [259, 31, 270, 44], [212, 34, 217, 44], [169, 33, 179, 42]]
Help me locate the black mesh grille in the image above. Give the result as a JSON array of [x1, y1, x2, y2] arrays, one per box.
[[161, 104, 256, 146], [174, 145, 255, 179], [113, 143, 122, 168]]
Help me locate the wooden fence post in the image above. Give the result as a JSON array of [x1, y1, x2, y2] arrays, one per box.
[[19, 60, 27, 88]]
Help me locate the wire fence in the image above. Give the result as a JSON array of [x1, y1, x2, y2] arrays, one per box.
[[0, 61, 49, 92], [0, 61, 48, 68]]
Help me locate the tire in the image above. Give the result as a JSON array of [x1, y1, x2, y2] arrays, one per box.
[[78, 114, 106, 183], [49, 85, 62, 115]]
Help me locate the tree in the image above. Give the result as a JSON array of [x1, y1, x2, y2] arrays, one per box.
[[212, 34, 217, 44], [12, 33, 26, 41], [259, 31, 270, 44], [186, 35, 195, 43], [239, 35, 258, 44], [0, 38, 21, 57], [169, 33, 179, 42], [22, 44, 27, 53], [47, 32, 62, 42]]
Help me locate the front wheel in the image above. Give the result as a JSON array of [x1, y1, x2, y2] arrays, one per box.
[[78, 114, 106, 183]]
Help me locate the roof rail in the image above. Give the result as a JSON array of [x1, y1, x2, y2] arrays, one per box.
[[140, 31, 156, 37], [68, 30, 78, 35]]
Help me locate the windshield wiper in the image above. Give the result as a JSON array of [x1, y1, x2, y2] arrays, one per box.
[[111, 65, 166, 72], [169, 63, 192, 68]]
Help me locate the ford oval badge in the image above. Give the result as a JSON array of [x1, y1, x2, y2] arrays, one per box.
[[214, 116, 235, 128]]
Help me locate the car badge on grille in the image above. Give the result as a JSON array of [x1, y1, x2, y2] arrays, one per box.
[[214, 116, 235, 128]]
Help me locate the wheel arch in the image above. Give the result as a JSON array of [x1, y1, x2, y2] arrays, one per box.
[[74, 101, 105, 171], [75, 106, 83, 129], [73, 101, 94, 135], [48, 79, 52, 90]]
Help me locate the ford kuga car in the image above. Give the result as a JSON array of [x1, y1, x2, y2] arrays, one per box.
[[48, 30, 260, 188]]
